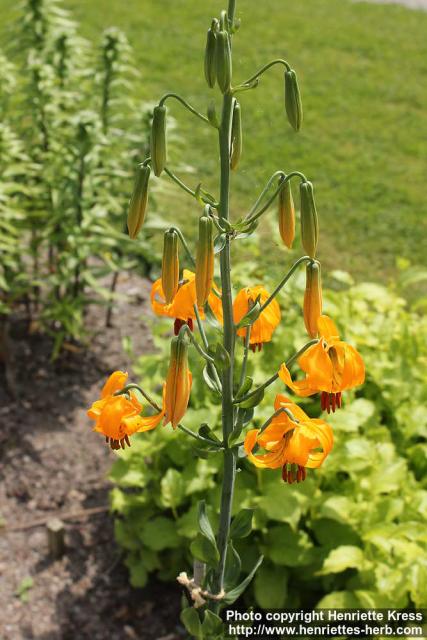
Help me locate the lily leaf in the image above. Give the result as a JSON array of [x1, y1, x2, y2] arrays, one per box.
[[198, 500, 217, 550], [230, 509, 254, 539], [223, 555, 264, 604]]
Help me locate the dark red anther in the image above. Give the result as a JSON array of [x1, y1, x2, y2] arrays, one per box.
[[320, 391, 326, 411], [337, 392, 342, 408], [321, 391, 332, 413], [331, 393, 337, 413], [174, 318, 194, 335]]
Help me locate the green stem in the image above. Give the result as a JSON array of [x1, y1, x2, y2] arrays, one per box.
[[159, 92, 210, 125], [177, 423, 222, 447], [114, 384, 162, 412], [246, 170, 307, 223], [211, 2, 238, 605], [179, 323, 215, 363], [258, 255, 312, 314], [193, 304, 223, 390], [248, 170, 285, 218], [239, 58, 291, 88], [237, 324, 251, 394], [235, 338, 318, 404], [164, 166, 219, 208], [169, 226, 196, 266]]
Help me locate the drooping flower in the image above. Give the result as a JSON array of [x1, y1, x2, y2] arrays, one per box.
[[87, 371, 163, 449], [279, 315, 365, 413], [244, 394, 333, 484], [151, 269, 220, 335], [163, 335, 192, 429], [233, 285, 281, 352]]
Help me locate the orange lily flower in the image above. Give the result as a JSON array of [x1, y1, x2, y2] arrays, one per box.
[[244, 394, 333, 484], [87, 371, 164, 449], [151, 269, 220, 335], [233, 285, 281, 352], [279, 315, 365, 413]]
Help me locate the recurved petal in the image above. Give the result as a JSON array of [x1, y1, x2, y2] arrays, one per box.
[[274, 394, 312, 422], [124, 410, 165, 435], [101, 370, 128, 398], [250, 298, 281, 344], [95, 396, 138, 438], [257, 422, 288, 449], [282, 430, 312, 467], [87, 398, 108, 420], [317, 315, 340, 342], [340, 343, 365, 390], [244, 428, 260, 456], [170, 278, 199, 321], [247, 443, 286, 469], [151, 278, 173, 317], [298, 340, 334, 391], [303, 419, 334, 468], [278, 364, 317, 397]]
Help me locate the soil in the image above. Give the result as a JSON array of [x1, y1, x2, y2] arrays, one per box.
[[0, 272, 183, 640]]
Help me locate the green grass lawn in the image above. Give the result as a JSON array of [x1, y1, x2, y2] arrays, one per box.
[[1, 0, 427, 286]]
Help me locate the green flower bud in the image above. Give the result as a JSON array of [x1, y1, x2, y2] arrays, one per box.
[[285, 69, 303, 132], [150, 105, 167, 177], [204, 26, 217, 88], [162, 228, 179, 304], [303, 260, 322, 338], [230, 100, 242, 170], [278, 179, 295, 249], [215, 31, 232, 94], [127, 164, 150, 239], [300, 181, 319, 259], [195, 213, 214, 307]]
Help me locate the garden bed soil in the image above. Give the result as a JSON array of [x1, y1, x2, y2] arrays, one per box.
[[0, 272, 183, 640]]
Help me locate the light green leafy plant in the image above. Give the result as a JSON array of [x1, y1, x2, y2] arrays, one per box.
[[0, 0, 159, 357], [111, 276, 427, 614]]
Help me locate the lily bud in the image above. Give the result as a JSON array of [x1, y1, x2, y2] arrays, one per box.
[[204, 24, 217, 88], [303, 260, 322, 338], [164, 334, 192, 429], [127, 164, 150, 239], [150, 105, 167, 177], [162, 229, 179, 304], [278, 179, 295, 248], [215, 31, 232, 93], [284, 69, 303, 132], [230, 100, 242, 170], [195, 213, 214, 307], [300, 180, 319, 259]]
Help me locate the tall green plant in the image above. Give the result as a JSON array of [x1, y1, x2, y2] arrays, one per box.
[[0, 0, 157, 358], [87, 2, 369, 636]]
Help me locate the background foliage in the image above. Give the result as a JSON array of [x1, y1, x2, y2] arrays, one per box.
[[0, 0, 159, 356], [2, 0, 426, 285]]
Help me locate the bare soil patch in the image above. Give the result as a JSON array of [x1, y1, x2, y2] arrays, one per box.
[[0, 273, 182, 640]]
